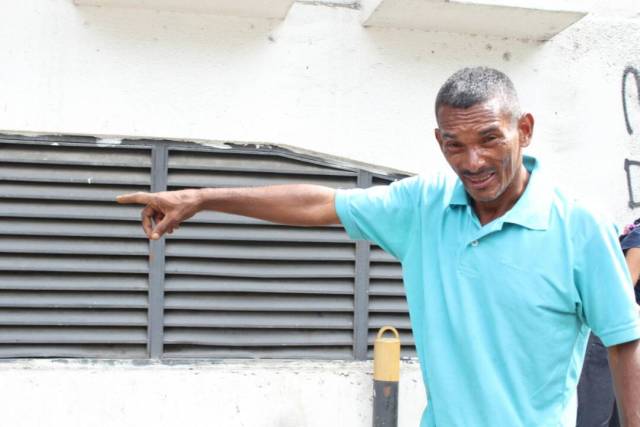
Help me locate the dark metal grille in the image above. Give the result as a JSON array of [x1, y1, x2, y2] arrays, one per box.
[[0, 135, 414, 360]]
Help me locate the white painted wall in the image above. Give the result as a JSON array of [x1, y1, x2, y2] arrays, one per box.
[[1, 1, 640, 223], [1, 1, 640, 425], [1, 1, 640, 224], [0, 359, 424, 427]]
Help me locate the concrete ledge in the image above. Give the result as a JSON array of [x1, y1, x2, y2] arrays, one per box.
[[0, 359, 425, 427], [72, 0, 295, 19], [361, 0, 589, 41]]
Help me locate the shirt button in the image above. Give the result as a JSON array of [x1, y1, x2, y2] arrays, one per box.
[[471, 240, 479, 247]]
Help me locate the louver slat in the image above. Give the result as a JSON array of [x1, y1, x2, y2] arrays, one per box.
[[368, 296, 409, 312], [0, 163, 150, 186], [0, 309, 147, 326], [167, 224, 351, 242], [0, 182, 147, 201], [169, 171, 355, 189], [370, 246, 397, 263], [0, 142, 151, 167], [369, 279, 406, 296], [369, 263, 403, 279], [368, 314, 411, 329], [0, 345, 146, 358], [0, 237, 148, 256], [164, 311, 353, 329], [164, 329, 352, 346], [162, 346, 352, 360], [164, 293, 353, 312], [165, 259, 354, 278], [0, 218, 144, 238], [0, 291, 147, 309], [0, 255, 148, 274], [164, 277, 352, 295], [168, 150, 355, 176], [165, 241, 354, 261], [0, 199, 141, 221], [0, 273, 148, 291], [0, 327, 147, 344]]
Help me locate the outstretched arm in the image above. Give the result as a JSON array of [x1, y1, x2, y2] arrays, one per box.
[[116, 185, 340, 240]]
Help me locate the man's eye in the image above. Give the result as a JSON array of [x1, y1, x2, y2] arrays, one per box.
[[483, 136, 499, 144]]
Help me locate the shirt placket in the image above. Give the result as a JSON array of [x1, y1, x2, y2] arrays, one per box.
[[458, 206, 505, 273]]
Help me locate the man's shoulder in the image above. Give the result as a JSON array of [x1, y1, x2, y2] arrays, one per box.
[[548, 185, 617, 242]]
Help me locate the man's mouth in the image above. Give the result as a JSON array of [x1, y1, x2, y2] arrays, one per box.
[[464, 171, 496, 190]]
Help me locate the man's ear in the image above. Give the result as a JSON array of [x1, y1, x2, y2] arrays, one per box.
[[518, 113, 534, 148]]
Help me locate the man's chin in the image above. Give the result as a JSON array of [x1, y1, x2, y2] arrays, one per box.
[[465, 188, 500, 204]]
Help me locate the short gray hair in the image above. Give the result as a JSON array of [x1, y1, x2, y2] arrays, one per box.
[[435, 67, 521, 120]]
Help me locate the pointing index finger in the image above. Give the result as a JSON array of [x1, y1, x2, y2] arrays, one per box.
[[116, 192, 154, 205]]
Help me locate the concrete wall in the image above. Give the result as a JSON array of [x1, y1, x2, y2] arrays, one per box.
[[0, 359, 424, 427], [1, 1, 639, 224], [1, 1, 640, 426]]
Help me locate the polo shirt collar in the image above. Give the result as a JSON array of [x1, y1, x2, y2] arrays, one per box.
[[447, 155, 552, 231]]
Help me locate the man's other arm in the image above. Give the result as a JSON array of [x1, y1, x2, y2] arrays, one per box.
[[116, 185, 340, 240], [609, 339, 640, 426], [608, 247, 640, 426]]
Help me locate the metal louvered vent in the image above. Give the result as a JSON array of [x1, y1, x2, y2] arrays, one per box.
[[0, 137, 151, 358], [0, 136, 414, 360], [163, 148, 358, 359]]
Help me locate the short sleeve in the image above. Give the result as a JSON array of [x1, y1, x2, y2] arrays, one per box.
[[574, 218, 640, 347], [334, 175, 423, 261]]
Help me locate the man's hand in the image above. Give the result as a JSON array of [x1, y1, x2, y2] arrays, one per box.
[[116, 189, 203, 240]]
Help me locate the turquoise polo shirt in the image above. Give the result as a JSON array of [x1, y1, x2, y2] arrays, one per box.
[[335, 156, 640, 427]]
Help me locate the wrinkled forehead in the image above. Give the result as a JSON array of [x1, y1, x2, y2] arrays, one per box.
[[437, 99, 512, 133]]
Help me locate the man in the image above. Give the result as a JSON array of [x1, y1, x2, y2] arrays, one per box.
[[117, 67, 640, 426]]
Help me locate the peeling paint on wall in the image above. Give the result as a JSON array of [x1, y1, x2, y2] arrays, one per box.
[[96, 137, 123, 146]]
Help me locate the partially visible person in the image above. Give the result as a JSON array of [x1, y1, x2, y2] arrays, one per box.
[[577, 218, 640, 427], [621, 219, 640, 304]]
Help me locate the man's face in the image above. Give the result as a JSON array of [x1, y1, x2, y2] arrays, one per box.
[[435, 99, 533, 204]]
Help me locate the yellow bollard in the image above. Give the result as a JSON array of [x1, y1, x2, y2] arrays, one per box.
[[373, 326, 401, 427]]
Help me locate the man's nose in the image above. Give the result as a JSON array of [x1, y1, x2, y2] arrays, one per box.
[[465, 148, 487, 173]]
